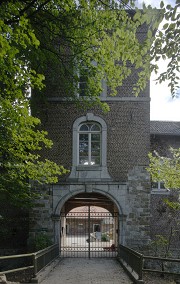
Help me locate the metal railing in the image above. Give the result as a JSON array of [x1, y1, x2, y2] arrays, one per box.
[[33, 244, 59, 275], [118, 244, 143, 281], [118, 244, 180, 282], [0, 244, 59, 279], [143, 255, 180, 276]]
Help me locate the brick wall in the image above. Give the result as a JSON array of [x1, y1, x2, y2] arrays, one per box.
[[33, 100, 150, 182]]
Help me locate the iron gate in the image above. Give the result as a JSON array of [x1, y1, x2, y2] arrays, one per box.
[[60, 209, 119, 258]]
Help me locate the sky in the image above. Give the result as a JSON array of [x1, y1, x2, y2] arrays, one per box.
[[136, 0, 180, 121]]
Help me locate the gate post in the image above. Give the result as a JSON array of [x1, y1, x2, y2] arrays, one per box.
[[52, 214, 60, 248]]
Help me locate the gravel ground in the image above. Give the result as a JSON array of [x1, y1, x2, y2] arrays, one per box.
[[40, 258, 133, 284], [40, 258, 179, 284], [143, 272, 179, 284]]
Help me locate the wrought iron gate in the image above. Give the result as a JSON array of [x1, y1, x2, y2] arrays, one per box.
[[60, 209, 119, 258]]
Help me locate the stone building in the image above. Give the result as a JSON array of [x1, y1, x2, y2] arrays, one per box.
[[150, 121, 180, 255], [29, 23, 152, 256], [26, 118, 180, 257], [1, 23, 179, 257]]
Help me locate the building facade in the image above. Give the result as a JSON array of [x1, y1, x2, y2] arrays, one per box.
[[30, 24, 152, 252]]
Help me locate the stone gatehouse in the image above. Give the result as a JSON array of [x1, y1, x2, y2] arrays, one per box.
[[29, 23, 151, 251]]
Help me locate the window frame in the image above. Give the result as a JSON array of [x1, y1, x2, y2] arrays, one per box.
[[72, 113, 107, 169], [78, 122, 102, 166], [68, 113, 111, 180], [76, 61, 107, 98]]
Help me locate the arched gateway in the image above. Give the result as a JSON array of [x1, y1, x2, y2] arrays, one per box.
[[57, 192, 121, 258]]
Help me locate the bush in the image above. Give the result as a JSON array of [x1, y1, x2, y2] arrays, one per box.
[[28, 233, 52, 252], [101, 233, 109, 242]]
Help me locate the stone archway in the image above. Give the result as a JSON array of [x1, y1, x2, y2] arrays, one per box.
[[57, 192, 121, 258]]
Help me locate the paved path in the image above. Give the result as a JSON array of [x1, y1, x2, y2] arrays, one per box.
[[41, 258, 133, 284]]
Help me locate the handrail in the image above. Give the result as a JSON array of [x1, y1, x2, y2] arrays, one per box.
[[143, 255, 180, 276], [0, 253, 33, 260], [0, 266, 34, 275], [33, 244, 59, 275], [143, 255, 180, 262], [0, 244, 59, 279], [118, 244, 143, 281], [118, 244, 180, 282]]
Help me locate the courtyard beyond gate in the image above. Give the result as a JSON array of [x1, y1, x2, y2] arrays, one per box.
[[60, 209, 119, 258]]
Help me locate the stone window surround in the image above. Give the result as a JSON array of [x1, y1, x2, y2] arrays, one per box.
[[78, 122, 101, 166], [68, 112, 111, 180]]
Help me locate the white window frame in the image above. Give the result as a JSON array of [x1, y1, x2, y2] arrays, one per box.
[[72, 113, 107, 168], [78, 122, 101, 166]]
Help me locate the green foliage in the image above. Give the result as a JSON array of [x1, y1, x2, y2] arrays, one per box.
[[101, 233, 109, 242], [28, 233, 52, 252], [0, 0, 179, 207], [148, 148, 180, 190], [27, 0, 160, 106], [148, 0, 180, 96], [164, 198, 180, 210], [0, 98, 67, 207], [148, 148, 180, 218], [150, 235, 171, 258], [0, 1, 68, 207]]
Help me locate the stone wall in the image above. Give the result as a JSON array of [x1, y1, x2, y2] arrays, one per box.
[[150, 191, 180, 256], [29, 166, 151, 249]]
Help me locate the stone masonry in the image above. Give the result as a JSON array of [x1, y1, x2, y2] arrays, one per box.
[[29, 22, 151, 251]]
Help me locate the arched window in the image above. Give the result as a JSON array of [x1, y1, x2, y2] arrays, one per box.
[[68, 113, 111, 180], [78, 123, 101, 165]]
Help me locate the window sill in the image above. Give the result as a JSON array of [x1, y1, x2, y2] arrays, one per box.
[[151, 188, 170, 194], [76, 166, 102, 171]]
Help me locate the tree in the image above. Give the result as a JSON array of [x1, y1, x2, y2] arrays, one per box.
[[148, 0, 180, 97], [0, 99, 67, 207], [0, 1, 68, 207], [0, 0, 158, 206], [146, 0, 180, 209], [0, 0, 178, 206], [28, 0, 159, 110], [148, 148, 180, 191]]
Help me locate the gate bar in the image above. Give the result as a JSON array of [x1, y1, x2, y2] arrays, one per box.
[[88, 205, 90, 259]]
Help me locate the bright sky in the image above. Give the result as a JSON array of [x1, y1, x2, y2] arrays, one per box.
[[136, 0, 180, 121]]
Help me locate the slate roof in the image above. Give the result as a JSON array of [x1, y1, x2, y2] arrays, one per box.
[[150, 121, 180, 136]]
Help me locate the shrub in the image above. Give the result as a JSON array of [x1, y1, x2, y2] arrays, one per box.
[[28, 232, 52, 252]]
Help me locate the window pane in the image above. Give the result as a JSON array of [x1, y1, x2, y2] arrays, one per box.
[[79, 134, 88, 141], [79, 124, 89, 131], [79, 138, 88, 156], [91, 134, 100, 141], [79, 145, 88, 155], [91, 156, 100, 165], [91, 124, 100, 131], [79, 68, 88, 97], [151, 182, 158, 189], [79, 82, 87, 97], [91, 142, 100, 156], [79, 157, 89, 165]]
